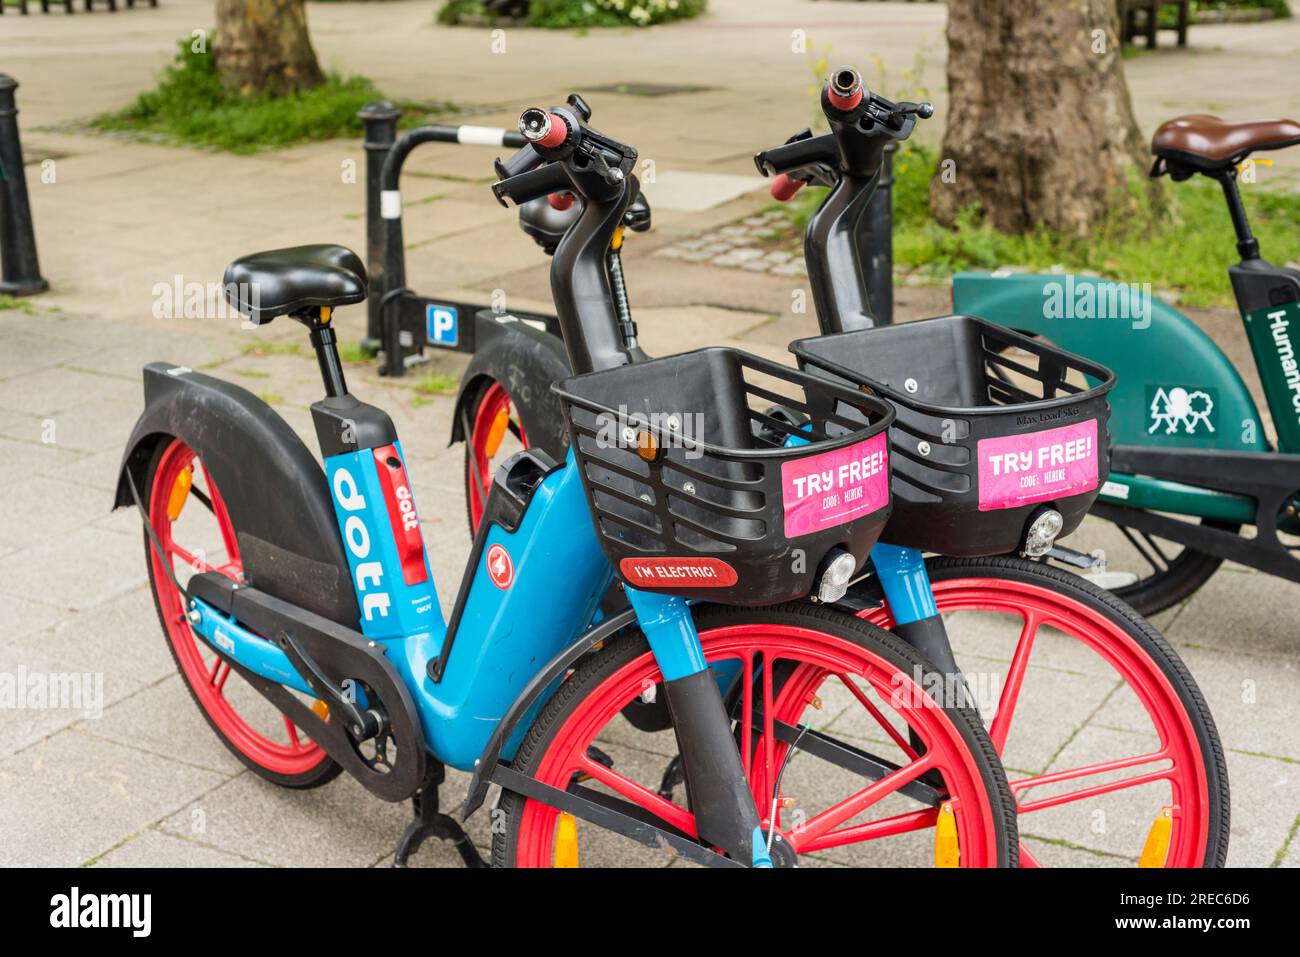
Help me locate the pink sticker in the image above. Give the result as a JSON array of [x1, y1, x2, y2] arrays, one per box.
[[976, 419, 1099, 511], [781, 432, 890, 539]]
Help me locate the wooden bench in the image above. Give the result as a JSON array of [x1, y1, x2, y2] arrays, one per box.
[[1120, 0, 1191, 49]]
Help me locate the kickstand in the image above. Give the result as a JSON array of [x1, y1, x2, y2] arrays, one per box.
[[392, 764, 487, 868]]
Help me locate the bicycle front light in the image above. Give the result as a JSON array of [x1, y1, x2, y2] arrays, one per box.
[[1022, 507, 1064, 559], [816, 550, 858, 604]]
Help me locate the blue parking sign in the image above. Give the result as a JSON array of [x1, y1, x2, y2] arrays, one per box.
[[426, 304, 459, 347]]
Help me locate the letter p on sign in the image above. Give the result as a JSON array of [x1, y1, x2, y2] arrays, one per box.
[[426, 305, 459, 347]]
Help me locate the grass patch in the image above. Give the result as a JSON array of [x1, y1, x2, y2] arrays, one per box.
[[91, 39, 456, 154], [0, 295, 36, 314], [258, 391, 285, 406], [413, 373, 459, 396], [337, 341, 373, 364], [231, 367, 271, 379], [776, 146, 1300, 308], [241, 340, 307, 358]]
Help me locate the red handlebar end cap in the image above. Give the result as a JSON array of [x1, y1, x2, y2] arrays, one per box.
[[826, 85, 863, 112], [771, 174, 805, 202], [537, 112, 570, 149]]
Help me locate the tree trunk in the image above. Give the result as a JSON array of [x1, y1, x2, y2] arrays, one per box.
[[931, 0, 1160, 236], [214, 0, 324, 98]]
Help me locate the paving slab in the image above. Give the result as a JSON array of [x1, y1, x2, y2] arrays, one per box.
[[90, 827, 265, 868], [0, 729, 227, 867]]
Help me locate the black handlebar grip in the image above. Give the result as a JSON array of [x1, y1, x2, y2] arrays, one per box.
[[753, 133, 838, 177]]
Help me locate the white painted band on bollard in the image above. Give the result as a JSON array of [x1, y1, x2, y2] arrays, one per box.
[[380, 190, 402, 219], [456, 126, 508, 147]]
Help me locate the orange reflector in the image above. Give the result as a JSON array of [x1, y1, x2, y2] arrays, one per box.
[[554, 812, 579, 868], [635, 430, 658, 462], [166, 466, 194, 521], [485, 408, 511, 458], [311, 699, 330, 721], [934, 802, 959, 868], [1139, 806, 1173, 868]]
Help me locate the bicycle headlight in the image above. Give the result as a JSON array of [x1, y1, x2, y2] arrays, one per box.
[[816, 551, 858, 604], [1022, 508, 1064, 559]]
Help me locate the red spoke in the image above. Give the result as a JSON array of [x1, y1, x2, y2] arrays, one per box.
[[741, 652, 754, 785], [792, 807, 939, 854], [284, 717, 301, 750], [792, 753, 938, 846], [988, 611, 1041, 754], [577, 755, 698, 838], [762, 650, 776, 825], [213, 660, 231, 692], [1012, 751, 1172, 814], [836, 672, 918, 759], [169, 544, 209, 573], [1019, 841, 1043, 867]]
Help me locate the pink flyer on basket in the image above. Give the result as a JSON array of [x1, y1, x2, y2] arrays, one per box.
[[781, 432, 890, 538], [976, 418, 1099, 511]]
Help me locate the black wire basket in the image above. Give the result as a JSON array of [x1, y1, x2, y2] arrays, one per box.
[[791, 314, 1116, 557], [553, 347, 896, 605]]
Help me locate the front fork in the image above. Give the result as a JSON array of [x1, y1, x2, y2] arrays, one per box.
[[870, 543, 963, 684], [624, 588, 773, 868]]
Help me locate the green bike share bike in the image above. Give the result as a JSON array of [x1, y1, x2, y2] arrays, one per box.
[[954, 114, 1300, 614], [439, 75, 1230, 866]]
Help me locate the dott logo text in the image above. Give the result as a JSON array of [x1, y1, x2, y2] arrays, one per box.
[[332, 466, 393, 622]]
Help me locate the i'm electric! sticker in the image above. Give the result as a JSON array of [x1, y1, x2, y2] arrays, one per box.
[[977, 419, 1099, 510], [619, 557, 738, 588]]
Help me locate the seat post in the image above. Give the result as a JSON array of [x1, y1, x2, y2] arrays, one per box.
[[306, 307, 349, 398], [1213, 169, 1260, 261]]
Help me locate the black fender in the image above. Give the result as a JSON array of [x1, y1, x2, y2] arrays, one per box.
[[114, 362, 361, 629], [450, 310, 571, 462]]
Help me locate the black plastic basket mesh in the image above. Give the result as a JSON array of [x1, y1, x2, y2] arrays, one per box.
[[791, 314, 1116, 556], [553, 347, 896, 605]]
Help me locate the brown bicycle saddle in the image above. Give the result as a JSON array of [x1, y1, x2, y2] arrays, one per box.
[[1152, 114, 1300, 172]]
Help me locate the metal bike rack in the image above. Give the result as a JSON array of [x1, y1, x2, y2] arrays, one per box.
[[356, 101, 898, 375], [358, 102, 562, 377], [0, 75, 49, 297]]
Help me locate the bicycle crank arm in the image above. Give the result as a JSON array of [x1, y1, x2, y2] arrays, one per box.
[[490, 763, 743, 868]]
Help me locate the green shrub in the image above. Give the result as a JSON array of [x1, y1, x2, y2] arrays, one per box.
[[439, 0, 707, 28], [91, 39, 450, 153]]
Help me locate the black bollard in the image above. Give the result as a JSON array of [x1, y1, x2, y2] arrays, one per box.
[[358, 101, 400, 355], [0, 75, 49, 297]]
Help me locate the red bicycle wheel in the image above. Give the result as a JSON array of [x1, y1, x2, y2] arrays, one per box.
[[861, 557, 1228, 867], [143, 436, 339, 787], [465, 380, 528, 531], [496, 604, 1018, 867]]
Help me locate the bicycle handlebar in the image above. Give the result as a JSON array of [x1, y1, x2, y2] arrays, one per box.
[[755, 65, 933, 192]]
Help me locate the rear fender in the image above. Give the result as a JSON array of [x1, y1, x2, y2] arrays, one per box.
[[114, 362, 360, 628], [449, 310, 571, 462]]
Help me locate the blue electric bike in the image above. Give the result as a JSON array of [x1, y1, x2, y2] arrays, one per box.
[[115, 103, 1019, 868]]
